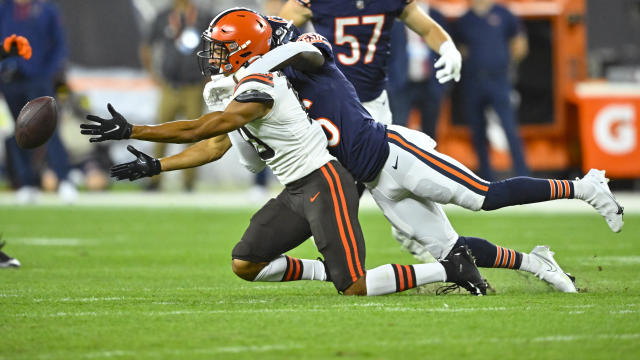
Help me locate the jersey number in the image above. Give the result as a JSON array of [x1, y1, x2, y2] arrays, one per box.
[[334, 14, 385, 66], [303, 99, 340, 147]]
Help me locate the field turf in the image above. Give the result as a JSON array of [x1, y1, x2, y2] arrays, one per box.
[[1, 206, 639, 359]]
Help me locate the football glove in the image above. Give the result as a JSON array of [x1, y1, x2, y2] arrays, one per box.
[[2, 34, 31, 60], [110, 145, 161, 181], [434, 40, 462, 84], [203, 75, 235, 111], [81, 103, 133, 142]]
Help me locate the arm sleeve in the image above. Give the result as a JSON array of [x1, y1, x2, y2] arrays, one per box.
[[228, 130, 267, 173], [243, 41, 322, 75]]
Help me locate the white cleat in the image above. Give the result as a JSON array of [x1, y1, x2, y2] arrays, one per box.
[[579, 169, 624, 232], [529, 245, 577, 293]]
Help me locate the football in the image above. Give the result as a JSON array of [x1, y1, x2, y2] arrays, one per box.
[[15, 96, 58, 149]]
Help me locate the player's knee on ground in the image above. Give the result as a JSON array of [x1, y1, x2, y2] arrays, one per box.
[[342, 276, 367, 296], [231, 258, 265, 281]]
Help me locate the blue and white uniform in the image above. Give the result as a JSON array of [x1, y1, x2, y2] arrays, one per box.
[[294, 0, 414, 125]]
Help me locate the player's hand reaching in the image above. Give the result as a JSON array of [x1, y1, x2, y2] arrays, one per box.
[[110, 145, 162, 181], [434, 40, 462, 84], [81, 103, 133, 142], [2, 34, 32, 60]]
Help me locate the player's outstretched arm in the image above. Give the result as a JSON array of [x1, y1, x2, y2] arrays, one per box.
[[400, 2, 462, 83], [110, 145, 161, 181], [131, 100, 271, 143], [83, 101, 271, 144], [160, 134, 232, 172], [243, 41, 324, 76], [278, 0, 312, 28], [111, 135, 232, 181]]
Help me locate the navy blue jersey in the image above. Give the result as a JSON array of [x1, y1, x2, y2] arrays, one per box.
[[297, 0, 412, 102], [280, 32, 389, 183]]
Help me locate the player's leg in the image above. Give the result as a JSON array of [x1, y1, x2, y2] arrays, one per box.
[[482, 171, 624, 232], [386, 125, 623, 232], [455, 237, 577, 292], [304, 162, 485, 296], [369, 174, 576, 293], [363, 95, 438, 263], [231, 194, 329, 283]]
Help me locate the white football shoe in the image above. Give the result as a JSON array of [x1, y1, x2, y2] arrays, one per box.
[[578, 169, 624, 232], [529, 245, 577, 293]]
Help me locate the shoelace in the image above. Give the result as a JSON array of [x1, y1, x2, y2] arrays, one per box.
[[435, 284, 463, 295]]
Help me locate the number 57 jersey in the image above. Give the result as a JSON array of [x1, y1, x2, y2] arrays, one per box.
[[232, 71, 335, 185], [297, 0, 412, 102]]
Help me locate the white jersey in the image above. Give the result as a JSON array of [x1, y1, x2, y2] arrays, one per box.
[[232, 71, 335, 185]]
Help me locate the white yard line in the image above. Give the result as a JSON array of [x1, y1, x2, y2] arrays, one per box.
[[10, 237, 88, 246], [31, 344, 303, 360], [1, 190, 640, 213]]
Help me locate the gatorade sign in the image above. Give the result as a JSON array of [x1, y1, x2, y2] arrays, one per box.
[[593, 104, 636, 155], [578, 97, 640, 178]]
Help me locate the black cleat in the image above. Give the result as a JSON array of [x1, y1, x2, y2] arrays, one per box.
[[0, 240, 21, 268], [438, 245, 487, 296]]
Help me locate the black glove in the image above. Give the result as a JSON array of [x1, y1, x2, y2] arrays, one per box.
[[110, 145, 161, 181], [81, 103, 133, 142]]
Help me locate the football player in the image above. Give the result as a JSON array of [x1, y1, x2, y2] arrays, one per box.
[[277, 0, 462, 260], [201, 13, 623, 292], [279, 0, 462, 126], [82, 9, 487, 296]]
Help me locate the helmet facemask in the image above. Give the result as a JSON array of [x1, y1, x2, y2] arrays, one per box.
[[197, 37, 234, 76]]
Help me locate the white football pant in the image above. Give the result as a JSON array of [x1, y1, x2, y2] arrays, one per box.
[[366, 125, 489, 259]]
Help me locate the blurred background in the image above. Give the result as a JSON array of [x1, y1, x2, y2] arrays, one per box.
[[0, 0, 638, 205]]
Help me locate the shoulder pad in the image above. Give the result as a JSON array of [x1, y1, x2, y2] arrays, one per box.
[[235, 90, 274, 104]]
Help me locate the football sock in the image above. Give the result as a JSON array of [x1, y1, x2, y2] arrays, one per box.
[[481, 177, 575, 211], [456, 237, 523, 269], [518, 253, 542, 274], [365, 263, 446, 296], [253, 255, 327, 282]]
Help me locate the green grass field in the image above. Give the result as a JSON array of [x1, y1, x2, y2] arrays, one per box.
[[1, 206, 639, 359]]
